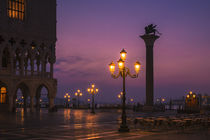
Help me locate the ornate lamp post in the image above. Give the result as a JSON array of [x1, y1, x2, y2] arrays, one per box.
[[109, 49, 141, 132], [64, 93, 70, 108], [87, 84, 99, 114], [75, 90, 82, 108]]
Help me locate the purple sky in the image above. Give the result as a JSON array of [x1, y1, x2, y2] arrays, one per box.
[[55, 0, 210, 103]]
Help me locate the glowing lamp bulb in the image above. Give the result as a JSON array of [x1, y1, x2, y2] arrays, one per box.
[[109, 61, 115, 74], [120, 49, 127, 61], [91, 89, 94, 93], [96, 88, 99, 93], [117, 58, 124, 70], [134, 61, 141, 74]]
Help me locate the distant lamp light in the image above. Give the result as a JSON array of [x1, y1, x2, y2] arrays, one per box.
[[79, 93, 83, 96], [75, 92, 78, 96], [118, 94, 121, 99], [120, 92, 123, 95], [77, 89, 80, 93], [91, 84, 95, 88], [193, 94, 196, 98], [134, 61, 141, 74], [68, 99, 70, 102], [162, 98, 165, 102], [187, 95, 190, 98], [189, 91, 193, 95], [130, 98, 134, 102], [120, 49, 127, 61], [64, 95, 66, 98]]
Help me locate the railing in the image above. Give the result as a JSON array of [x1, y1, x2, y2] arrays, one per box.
[[0, 67, 52, 78]]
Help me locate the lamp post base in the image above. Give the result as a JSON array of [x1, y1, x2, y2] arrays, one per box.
[[118, 125, 129, 132]]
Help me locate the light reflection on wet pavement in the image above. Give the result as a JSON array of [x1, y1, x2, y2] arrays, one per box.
[[0, 109, 209, 140], [0, 109, 151, 139]]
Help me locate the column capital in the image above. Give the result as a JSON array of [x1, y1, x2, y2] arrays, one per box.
[[140, 34, 159, 47]]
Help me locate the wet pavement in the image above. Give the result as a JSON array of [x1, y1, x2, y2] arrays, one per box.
[[0, 109, 209, 139]]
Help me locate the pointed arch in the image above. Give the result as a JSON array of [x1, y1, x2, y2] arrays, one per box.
[[36, 84, 50, 108]]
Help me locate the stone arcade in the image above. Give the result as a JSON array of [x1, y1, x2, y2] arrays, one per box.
[[0, 0, 57, 112]]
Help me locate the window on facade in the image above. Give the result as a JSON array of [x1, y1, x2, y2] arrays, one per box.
[[8, 0, 25, 20], [2, 48, 10, 68], [0, 87, 7, 104]]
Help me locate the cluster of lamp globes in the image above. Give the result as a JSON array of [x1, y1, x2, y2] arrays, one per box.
[[64, 84, 99, 101], [87, 84, 99, 95], [109, 49, 141, 75], [186, 91, 197, 99]]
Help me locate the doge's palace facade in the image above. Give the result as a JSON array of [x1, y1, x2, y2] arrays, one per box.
[[0, 0, 57, 112]]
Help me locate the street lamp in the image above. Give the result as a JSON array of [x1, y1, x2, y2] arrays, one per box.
[[185, 91, 198, 111], [109, 49, 141, 132], [75, 90, 82, 108], [64, 93, 70, 108], [87, 84, 99, 114]]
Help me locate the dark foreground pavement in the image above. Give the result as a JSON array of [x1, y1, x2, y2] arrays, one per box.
[[0, 109, 209, 139]]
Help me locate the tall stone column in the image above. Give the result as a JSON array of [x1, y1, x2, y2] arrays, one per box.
[[140, 34, 159, 108], [24, 95, 28, 111], [36, 96, 40, 110], [20, 56, 24, 76], [31, 60, 34, 76], [49, 97, 55, 112], [8, 95, 14, 112], [30, 96, 34, 112], [50, 62, 53, 78]]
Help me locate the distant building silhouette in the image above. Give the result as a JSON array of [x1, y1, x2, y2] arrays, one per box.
[[0, 0, 57, 112]]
